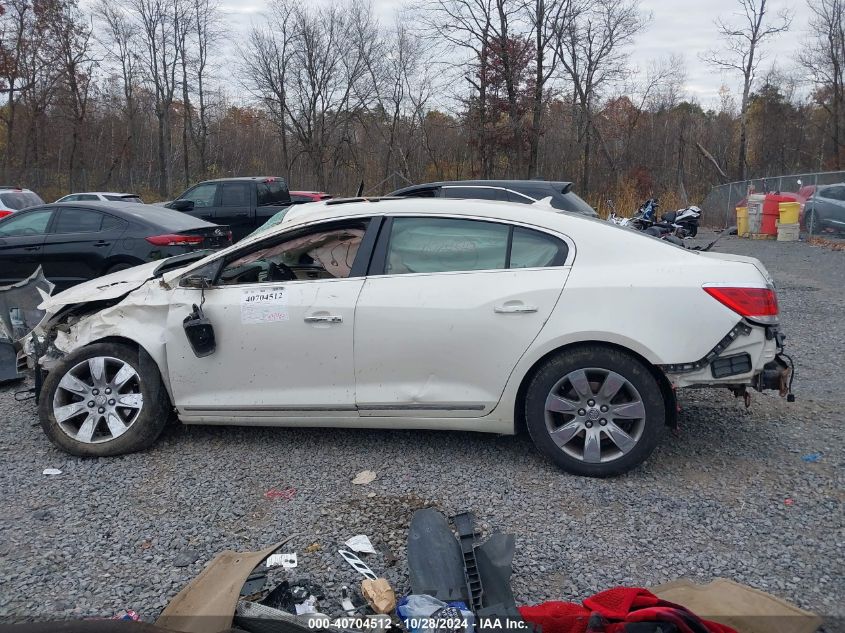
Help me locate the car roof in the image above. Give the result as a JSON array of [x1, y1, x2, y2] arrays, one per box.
[[33, 201, 217, 229], [60, 192, 139, 197], [276, 197, 592, 233], [0, 187, 35, 192], [393, 180, 574, 192], [197, 177, 285, 183]]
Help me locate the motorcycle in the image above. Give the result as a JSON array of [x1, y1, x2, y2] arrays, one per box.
[[609, 197, 701, 241]]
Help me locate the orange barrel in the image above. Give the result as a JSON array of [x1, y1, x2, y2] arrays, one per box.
[[762, 194, 791, 235]]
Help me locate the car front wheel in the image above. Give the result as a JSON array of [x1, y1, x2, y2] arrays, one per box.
[[38, 342, 170, 457], [525, 345, 666, 477]]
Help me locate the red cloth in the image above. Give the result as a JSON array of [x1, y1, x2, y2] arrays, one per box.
[[519, 587, 737, 633]]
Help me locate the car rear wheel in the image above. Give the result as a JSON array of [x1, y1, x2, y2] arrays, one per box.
[[38, 342, 170, 457], [525, 345, 665, 477], [105, 262, 135, 275]]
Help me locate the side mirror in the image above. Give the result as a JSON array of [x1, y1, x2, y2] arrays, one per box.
[[183, 304, 215, 357], [180, 274, 213, 289], [170, 199, 194, 212]]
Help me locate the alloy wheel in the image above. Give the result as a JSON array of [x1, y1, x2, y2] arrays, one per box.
[[544, 368, 646, 464], [52, 356, 144, 444]]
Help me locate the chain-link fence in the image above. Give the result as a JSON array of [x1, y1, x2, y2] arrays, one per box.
[[701, 171, 845, 236]]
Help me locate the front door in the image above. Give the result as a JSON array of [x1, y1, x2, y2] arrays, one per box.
[[164, 216, 375, 421], [214, 181, 254, 241], [354, 216, 571, 417]]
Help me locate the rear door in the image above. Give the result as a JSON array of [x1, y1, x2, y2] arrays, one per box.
[[214, 181, 254, 241], [40, 207, 126, 288], [354, 215, 572, 417], [0, 208, 54, 285]]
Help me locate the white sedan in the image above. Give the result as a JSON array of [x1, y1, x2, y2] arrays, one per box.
[[26, 198, 791, 476]]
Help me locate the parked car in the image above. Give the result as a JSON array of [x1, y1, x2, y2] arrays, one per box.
[[389, 180, 598, 217], [166, 177, 292, 242], [801, 183, 845, 233], [290, 191, 333, 204], [27, 197, 790, 477], [0, 187, 45, 219], [56, 192, 144, 204], [0, 201, 231, 291]]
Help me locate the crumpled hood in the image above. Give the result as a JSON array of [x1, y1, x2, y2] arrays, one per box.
[[38, 260, 162, 312]]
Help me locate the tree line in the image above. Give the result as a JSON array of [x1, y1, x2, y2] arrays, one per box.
[[1, 0, 844, 212]]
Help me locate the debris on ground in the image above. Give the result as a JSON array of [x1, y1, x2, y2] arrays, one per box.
[[42, 468, 62, 476], [362, 578, 397, 614], [173, 549, 201, 567], [801, 452, 822, 463], [352, 470, 377, 485], [304, 542, 321, 553], [264, 487, 297, 501], [339, 549, 378, 580], [345, 534, 377, 554], [266, 552, 297, 569]]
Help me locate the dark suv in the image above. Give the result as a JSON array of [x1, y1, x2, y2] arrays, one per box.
[[389, 180, 598, 217], [167, 177, 292, 241]]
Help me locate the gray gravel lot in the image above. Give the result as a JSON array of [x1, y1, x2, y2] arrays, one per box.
[[0, 233, 843, 626]]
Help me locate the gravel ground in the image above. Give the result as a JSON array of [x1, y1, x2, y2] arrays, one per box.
[[0, 233, 842, 628]]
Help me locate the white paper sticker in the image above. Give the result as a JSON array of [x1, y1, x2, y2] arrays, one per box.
[[344, 534, 376, 554], [241, 287, 289, 324]]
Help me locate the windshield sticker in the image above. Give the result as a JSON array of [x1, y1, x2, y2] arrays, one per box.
[[240, 287, 289, 324]]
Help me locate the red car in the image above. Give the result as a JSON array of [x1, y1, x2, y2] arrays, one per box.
[[290, 191, 333, 204]]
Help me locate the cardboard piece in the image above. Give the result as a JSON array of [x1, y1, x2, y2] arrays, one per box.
[[156, 541, 289, 633], [651, 578, 823, 633], [361, 578, 396, 614]]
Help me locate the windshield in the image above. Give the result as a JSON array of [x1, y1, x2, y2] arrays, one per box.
[[0, 191, 44, 210]]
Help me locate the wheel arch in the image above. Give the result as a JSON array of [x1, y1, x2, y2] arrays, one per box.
[[512, 340, 677, 435], [101, 256, 145, 276]]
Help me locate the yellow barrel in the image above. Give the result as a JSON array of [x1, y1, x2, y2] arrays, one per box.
[[736, 207, 749, 237], [779, 202, 800, 225]]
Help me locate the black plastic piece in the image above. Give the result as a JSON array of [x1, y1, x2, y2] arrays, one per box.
[[710, 352, 752, 378], [452, 512, 484, 611], [183, 304, 216, 357], [241, 568, 267, 596], [407, 508, 468, 603]]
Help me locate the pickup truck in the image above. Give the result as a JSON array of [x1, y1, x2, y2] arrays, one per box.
[[166, 177, 292, 242]]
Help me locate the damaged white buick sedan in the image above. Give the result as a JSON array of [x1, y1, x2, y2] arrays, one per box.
[[25, 197, 792, 477]]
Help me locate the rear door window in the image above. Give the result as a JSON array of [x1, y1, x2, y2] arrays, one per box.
[[385, 217, 509, 274], [52, 207, 105, 233], [509, 227, 568, 268], [220, 182, 252, 206]]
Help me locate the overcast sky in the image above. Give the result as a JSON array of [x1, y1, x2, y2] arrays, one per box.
[[220, 0, 809, 109]]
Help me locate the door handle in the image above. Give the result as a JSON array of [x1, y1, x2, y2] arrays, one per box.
[[304, 315, 343, 323], [494, 304, 538, 314], [94, 241, 111, 247], [232, 212, 249, 218], [24, 245, 40, 251]]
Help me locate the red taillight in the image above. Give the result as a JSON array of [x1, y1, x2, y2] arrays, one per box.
[[704, 286, 779, 323], [145, 233, 204, 246], [0, 210, 12, 219]]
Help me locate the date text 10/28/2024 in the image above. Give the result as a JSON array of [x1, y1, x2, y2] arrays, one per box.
[[309, 618, 530, 630]]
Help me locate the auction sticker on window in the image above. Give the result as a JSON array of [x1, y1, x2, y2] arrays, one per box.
[[241, 286, 289, 324]]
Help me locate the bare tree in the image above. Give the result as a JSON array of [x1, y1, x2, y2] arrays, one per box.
[[702, 0, 792, 181], [799, 0, 845, 170], [129, 0, 190, 196], [46, 0, 98, 189], [189, 0, 218, 177], [553, 0, 646, 193], [94, 0, 141, 187]]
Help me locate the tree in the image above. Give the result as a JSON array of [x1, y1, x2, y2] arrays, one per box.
[[553, 0, 647, 193], [702, 0, 792, 181], [799, 0, 845, 170]]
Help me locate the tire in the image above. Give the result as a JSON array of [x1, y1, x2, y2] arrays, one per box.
[[524, 345, 666, 477], [38, 342, 170, 457]]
